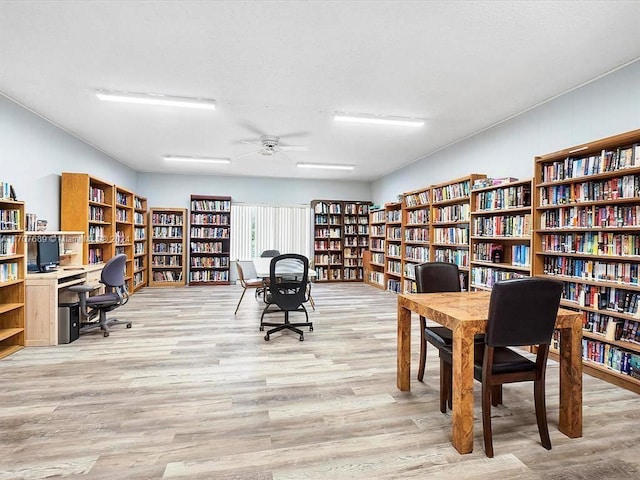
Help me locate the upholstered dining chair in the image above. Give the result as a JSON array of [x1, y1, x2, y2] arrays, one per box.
[[234, 260, 264, 315], [439, 277, 563, 457]]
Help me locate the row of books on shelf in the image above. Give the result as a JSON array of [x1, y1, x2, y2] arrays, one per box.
[[190, 227, 229, 239], [89, 205, 107, 222], [470, 267, 527, 289], [472, 177, 518, 189], [344, 204, 369, 215], [471, 214, 530, 237], [314, 228, 342, 238], [314, 253, 343, 265], [344, 237, 368, 247], [0, 209, 21, 230], [387, 279, 401, 293], [406, 209, 429, 224], [89, 187, 106, 203], [152, 243, 183, 253], [434, 247, 468, 267], [433, 180, 470, 202], [369, 271, 384, 286], [404, 191, 429, 207], [152, 226, 183, 238], [313, 202, 341, 214], [152, 256, 183, 266], [134, 212, 145, 224], [344, 215, 369, 225], [539, 204, 638, 229], [404, 245, 429, 262], [581, 338, 640, 378], [190, 241, 225, 253], [191, 199, 230, 212], [116, 192, 130, 205], [540, 145, 640, 183], [386, 210, 401, 223], [0, 236, 17, 255], [314, 266, 342, 281], [563, 282, 640, 316], [386, 244, 401, 257], [539, 174, 640, 205], [189, 270, 228, 282], [344, 225, 369, 235], [343, 268, 363, 280], [134, 243, 145, 255], [88, 247, 103, 263], [386, 227, 401, 240], [542, 232, 640, 257], [0, 262, 19, 282], [88, 226, 107, 242], [387, 260, 402, 275], [314, 214, 341, 225], [135, 228, 145, 240], [190, 256, 229, 268], [314, 240, 341, 250], [153, 271, 183, 282], [474, 184, 531, 210], [433, 227, 468, 244], [0, 182, 14, 200], [404, 227, 429, 242], [542, 257, 639, 285], [371, 210, 386, 223], [432, 203, 470, 223], [151, 213, 183, 225], [133, 271, 144, 286], [471, 243, 530, 267], [115, 209, 130, 222], [190, 214, 230, 225]]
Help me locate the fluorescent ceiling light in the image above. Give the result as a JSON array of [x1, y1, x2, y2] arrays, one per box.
[[334, 111, 424, 127], [297, 162, 354, 171], [96, 90, 216, 110], [163, 155, 230, 165]]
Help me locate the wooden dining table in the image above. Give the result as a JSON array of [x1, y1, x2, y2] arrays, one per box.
[[397, 290, 583, 455]]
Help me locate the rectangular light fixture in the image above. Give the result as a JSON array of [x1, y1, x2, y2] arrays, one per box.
[[163, 155, 230, 165], [96, 90, 216, 110], [297, 162, 354, 171], [334, 111, 424, 127]]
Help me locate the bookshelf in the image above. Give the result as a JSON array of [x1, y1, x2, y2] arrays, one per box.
[[343, 201, 371, 281], [149, 208, 187, 287], [533, 128, 640, 393], [401, 187, 431, 294], [133, 195, 148, 291], [189, 195, 231, 285], [61, 173, 115, 265], [431, 174, 486, 290], [385, 202, 402, 293], [115, 186, 134, 293], [367, 207, 386, 289], [0, 199, 25, 358], [312, 200, 343, 282], [469, 178, 532, 291]]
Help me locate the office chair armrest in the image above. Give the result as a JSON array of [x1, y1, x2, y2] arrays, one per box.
[[68, 285, 95, 294]]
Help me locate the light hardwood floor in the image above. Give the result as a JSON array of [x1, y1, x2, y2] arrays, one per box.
[[2, 283, 640, 479]]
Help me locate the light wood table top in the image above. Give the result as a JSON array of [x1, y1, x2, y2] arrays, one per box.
[[397, 290, 583, 454]]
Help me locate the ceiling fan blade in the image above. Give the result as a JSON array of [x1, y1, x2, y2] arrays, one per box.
[[236, 149, 259, 159], [240, 140, 260, 146], [238, 121, 266, 137], [280, 145, 308, 152], [278, 130, 310, 139]]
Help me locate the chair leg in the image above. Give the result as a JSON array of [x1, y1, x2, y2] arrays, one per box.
[[417, 317, 426, 381], [440, 358, 450, 414], [482, 380, 494, 458], [234, 287, 247, 315], [534, 378, 552, 450], [491, 385, 502, 407]]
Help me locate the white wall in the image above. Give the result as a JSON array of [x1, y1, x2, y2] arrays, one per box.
[[0, 95, 137, 229], [137, 172, 371, 208], [372, 59, 640, 204]]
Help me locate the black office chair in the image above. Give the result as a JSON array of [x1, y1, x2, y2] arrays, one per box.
[[260, 250, 281, 258], [439, 277, 563, 457], [260, 254, 313, 341], [68, 254, 131, 337]]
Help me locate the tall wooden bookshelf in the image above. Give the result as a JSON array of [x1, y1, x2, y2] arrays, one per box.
[[133, 195, 148, 291], [115, 186, 134, 293], [385, 202, 402, 293], [312, 200, 344, 282], [149, 208, 187, 287], [469, 178, 532, 290], [0, 199, 25, 358], [367, 207, 386, 289], [343, 201, 371, 281], [431, 174, 486, 290], [61, 173, 115, 265], [189, 195, 231, 285], [533, 128, 640, 394], [401, 187, 431, 294]]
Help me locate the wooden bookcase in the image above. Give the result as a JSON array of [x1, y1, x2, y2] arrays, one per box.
[[343, 201, 371, 281], [430, 174, 486, 290], [367, 207, 386, 289], [115, 186, 134, 293], [401, 187, 431, 294], [148, 208, 187, 287], [188, 195, 231, 285], [469, 178, 532, 291], [0, 199, 25, 358], [385, 202, 402, 293], [312, 200, 343, 282], [61, 173, 115, 265], [533, 128, 640, 393], [133, 195, 148, 291]]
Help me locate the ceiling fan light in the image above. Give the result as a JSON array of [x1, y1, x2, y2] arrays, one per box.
[[297, 162, 354, 171], [334, 111, 423, 127], [163, 155, 230, 165], [97, 90, 216, 110]]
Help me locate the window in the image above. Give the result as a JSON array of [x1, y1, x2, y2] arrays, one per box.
[[231, 204, 311, 260]]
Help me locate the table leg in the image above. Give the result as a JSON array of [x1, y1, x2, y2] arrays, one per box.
[[452, 324, 475, 454], [558, 316, 583, 438], [397, 303, 411, 391]]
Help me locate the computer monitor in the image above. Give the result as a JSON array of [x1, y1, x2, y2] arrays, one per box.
[[36, 236, 60, 272]]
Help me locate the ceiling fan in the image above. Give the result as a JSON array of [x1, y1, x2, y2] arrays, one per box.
[[237, 135, 308, 158]]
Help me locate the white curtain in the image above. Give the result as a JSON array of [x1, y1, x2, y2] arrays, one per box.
[[231, 204, 311, 260]]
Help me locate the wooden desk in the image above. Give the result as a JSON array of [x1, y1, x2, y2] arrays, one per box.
[[25, 265, 104, 346], [397, 290, 583, 454]]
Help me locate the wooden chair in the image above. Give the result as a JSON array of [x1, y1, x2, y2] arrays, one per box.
[[234, 260, 264, 315], [439, 277, 563, 457]]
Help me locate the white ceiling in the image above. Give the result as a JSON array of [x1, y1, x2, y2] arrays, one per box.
[[2, 1, 640, 182]]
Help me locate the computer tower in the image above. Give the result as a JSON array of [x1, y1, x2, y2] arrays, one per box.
[[58, 302, 80, 344]]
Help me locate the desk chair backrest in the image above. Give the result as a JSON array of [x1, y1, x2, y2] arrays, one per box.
[[235, 260, 247, 287], [486, 277, 563, 347], [102, 253, 127, 290], [415, 262, 461, 293], [269, 254, 308, 311], [260, 250, 281, 258]]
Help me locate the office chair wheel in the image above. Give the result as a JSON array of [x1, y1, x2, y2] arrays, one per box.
[[103, 331, 110, 337], [309, 325, 314, 331], [259, 326, 264, 331], [264, 334, 270, 341], [299, 334, 304, 341], [126, 323, 132, 328]]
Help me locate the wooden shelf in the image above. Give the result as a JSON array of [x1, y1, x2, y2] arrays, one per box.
[[149, 207, 187, 287]]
